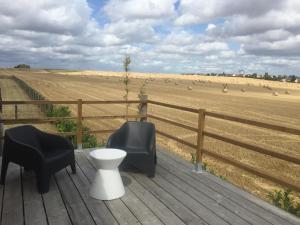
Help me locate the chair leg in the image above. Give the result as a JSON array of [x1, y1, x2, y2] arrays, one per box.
[[71, 162, 76, 174], [0, 157, 9, 185], [147, 166, 156, 178], [36, 172, 50, 194]]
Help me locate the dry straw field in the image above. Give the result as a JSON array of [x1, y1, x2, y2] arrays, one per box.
[[1, 68, 300, 202]]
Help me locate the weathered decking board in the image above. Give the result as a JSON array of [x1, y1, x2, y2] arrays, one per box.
[[0, 149, 299, 225]]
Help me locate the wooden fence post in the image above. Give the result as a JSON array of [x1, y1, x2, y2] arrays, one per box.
[[77, 99, 83, 149], [193, 109, 206, 173], [140, 95, 148, 122], [15, 104, 18, 119]]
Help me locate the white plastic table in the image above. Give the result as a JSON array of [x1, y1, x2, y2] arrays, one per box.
[[89, 148, 127, 200]]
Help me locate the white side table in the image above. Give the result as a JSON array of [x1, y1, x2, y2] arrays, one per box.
[[89, 148, 127, 200]]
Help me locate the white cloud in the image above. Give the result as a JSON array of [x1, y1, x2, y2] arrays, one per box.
[[175, 0, 283, 26], [0, 0, 300, 75], [0, 0, 91, 35], [103, 0, 177, 21], [206, 24, 216, 31]]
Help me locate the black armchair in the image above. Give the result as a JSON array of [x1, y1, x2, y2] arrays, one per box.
[[107, 121, 156, 177], [0, 125, 76, 193]]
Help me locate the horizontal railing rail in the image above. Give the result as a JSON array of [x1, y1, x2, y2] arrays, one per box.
[[1, 100, 142, 105], [206, 111, 300, 135], [1, 99, 300, 193]]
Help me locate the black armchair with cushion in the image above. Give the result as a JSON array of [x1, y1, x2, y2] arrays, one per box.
[[0, 125, 76, 193], [107, 121, 156, 177]]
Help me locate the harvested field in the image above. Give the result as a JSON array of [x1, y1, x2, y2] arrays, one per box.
[[1, 69, 300, 202], [0, 76, 55, 132]]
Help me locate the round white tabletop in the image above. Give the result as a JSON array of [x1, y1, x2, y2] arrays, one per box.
[[89, 148, 127, 200]]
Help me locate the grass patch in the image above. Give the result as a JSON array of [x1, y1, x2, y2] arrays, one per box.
[[268, 189, 300, 217]]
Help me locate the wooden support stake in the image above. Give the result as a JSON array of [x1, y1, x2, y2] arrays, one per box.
[[77, 99, 83, 149], [0, 87, 2, 113], [0, 120, 3, 156], [140, 95, 148, 122], [0, 88, 3, 155], [194, 109, 205, 173], [15, 105, 18, 119]]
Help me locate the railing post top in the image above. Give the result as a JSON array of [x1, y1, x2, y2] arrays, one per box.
[[140, 94, 148, 101], [198, 108, 206, 113]]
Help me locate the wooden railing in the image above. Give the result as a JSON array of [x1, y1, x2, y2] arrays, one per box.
[[0, 98, 300, 192]]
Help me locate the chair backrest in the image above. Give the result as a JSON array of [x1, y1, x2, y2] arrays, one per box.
[[5, 125, 41, 150], [124, 121, 155, 148]]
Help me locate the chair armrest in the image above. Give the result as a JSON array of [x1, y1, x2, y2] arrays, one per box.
[[3, 136, 45, 164], [38, 131, 74, 151], [106, 127, 127, 148]]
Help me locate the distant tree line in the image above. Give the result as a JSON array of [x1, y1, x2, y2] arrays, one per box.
[[14, 64, 30, 69], [181, 72, 299, 83]]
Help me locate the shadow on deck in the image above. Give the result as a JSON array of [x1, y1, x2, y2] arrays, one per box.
[[0, 149, 299, 225]]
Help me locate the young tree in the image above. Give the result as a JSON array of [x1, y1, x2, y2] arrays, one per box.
[[123, 55, 131, 120]]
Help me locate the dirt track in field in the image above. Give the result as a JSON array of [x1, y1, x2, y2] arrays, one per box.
[[1, 69, 300, 201]]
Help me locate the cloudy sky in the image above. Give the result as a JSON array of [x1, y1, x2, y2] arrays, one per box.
[[0, 0, 300, 75]]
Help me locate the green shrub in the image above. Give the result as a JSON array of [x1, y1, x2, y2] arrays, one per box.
[[14, 64, 30, 69], [82, 127, 98, 148], [56, 120, 77, 132], [46, 106, 71, 117], [47, 106, 98, 148], [268, 189, 300, 217]]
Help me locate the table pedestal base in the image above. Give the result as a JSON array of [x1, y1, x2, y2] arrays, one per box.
[[90, 168, 125, 200]]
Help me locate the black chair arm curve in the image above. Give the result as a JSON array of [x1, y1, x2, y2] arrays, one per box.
[[38, 131, 74, 151]]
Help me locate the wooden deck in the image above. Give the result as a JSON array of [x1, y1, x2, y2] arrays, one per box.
[[0, 149, 299, 225]]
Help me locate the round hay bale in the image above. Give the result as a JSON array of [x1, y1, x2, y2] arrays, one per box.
[[241, 88, 246, 92], [175, 82, 178, 85], [223, 88, 228, 93], [145, 79, 149, 84], [273, 92, 279, 96], [285, 90, 290, 95], [187, 86, 193, 90]]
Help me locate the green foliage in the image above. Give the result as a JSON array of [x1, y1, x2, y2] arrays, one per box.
[[190, 153, 196, 164], [123, 55, 131, 73], [14, 64, 30, 69], [56, 120, 77, 132], [47, 106, 98, 148], [46, 106, 71, 117], [200, 161, 226, 180], [268, 189, 300, 217]]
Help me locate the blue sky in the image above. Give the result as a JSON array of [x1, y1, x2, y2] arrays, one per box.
[[0, 0, 300, 75]]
